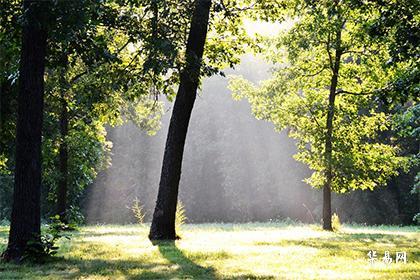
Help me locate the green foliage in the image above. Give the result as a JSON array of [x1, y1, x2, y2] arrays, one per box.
[[393, 103, 419, 179], [42, 119, 113, 218], [0, 0, 255, 223], [229, 0, 407, 193], [393, 103, 420, 222], [176, 201, 187, 233], [23, 216, 71, 263], [0, 171, 13, 220], [361, 0, 420, 64], [65, 206, 85, 227], [131, 198, 146, 225]]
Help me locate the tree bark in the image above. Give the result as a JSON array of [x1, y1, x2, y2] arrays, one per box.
[[323, 91, 335, 231], [149, 0, 212, 241], [2, 0, 48, 261], [323, 29, 342, 231], [0, 79, 14, 156], [56, 92, 69, 223]]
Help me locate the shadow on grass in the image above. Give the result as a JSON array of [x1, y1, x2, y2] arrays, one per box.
[[0, 257, 167, 279], [256, 232, 419, 258], [156, 241, 217, 279], [79, 230, 143, 238], [0, 240, 219, 279]]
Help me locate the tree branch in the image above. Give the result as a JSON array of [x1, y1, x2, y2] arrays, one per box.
[[296, 92, 323, 129], [301, 65, 328, 77], [326, 33, 334, 73], [69, 39, 131, 85], [335, 89, 371, 96]]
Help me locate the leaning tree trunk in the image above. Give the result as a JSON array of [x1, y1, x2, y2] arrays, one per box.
[[149, 0, 212, 241], [323, 29, 342, 231], [2, 0, 48, 261], [56, 92, 69, 223]]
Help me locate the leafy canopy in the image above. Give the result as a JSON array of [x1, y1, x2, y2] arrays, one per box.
[[229, 0, 408, 193]]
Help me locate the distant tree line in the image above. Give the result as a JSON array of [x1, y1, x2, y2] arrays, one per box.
[[84, 72, 418, 226]]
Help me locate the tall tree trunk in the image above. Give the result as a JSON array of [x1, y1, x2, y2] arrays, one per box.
[[0, 79, 13, 155], [323, 91, 336, 231], [149, 0, 212, 241], [323, 29, 342, 231], [2, 0, 48, 261], [0, 80, 11, 133], [56, 93, 69, 223]]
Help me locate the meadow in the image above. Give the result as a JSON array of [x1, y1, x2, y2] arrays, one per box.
[[0, 223, 418, 279]]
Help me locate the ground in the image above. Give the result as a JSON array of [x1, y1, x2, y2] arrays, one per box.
[[0, 223, 419, 279]]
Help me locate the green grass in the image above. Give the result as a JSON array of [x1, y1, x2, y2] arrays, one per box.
[[0, 223, 419, 279]]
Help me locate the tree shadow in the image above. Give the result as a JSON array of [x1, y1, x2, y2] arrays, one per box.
[[256, 231, 418, 258], [0, 253, 217, 279], [156, 241, 217, 279], [80, 230, 142, 237]]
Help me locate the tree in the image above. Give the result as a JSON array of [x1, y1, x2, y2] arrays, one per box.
[[0, 0, 21, 221], [0, 0, 171, 225], [148, 0, 251, 240], [229, 0, 407, 230], [2, 0, 49, 261], [149, 0, 213, 241], [353, 0, 419, 225], [1, 0, 157, 258], [42, 60, 163, 223], [391, 103, 419, 223]]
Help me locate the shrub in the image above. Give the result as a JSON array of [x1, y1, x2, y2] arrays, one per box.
[[66, 205, 85, 227], [176, 201, 187, 232], [413, 213, 420, 225], [131, 197, 146, 225], [23, 215, 71, 263], [332, 213, 341, 232]]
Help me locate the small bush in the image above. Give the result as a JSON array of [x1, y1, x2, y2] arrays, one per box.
[[23, 215, 71, 263], [66, 205, 85, 227], [332, 213, 341, 232], [176, 201, 187, 232], [131, 197, 146, 225], [413, 213, 420, 225]]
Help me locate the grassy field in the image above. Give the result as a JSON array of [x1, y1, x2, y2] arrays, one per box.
[[0, 223, 419, 279]]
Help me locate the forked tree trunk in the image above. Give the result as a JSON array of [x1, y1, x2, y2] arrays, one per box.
[[149, 0, 212, 241], [2, 0, 48, 261], [56, 93, 69, 223]]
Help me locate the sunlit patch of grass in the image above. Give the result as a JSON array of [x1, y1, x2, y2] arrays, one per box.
[[0, 223, 418, 279]]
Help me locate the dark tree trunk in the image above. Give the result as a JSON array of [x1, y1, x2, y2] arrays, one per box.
[[2, 0, 48, 262], [149, 0, 212, 241], [323, 29, 342, 231], [56, 93, 69, 223], [0, 79, 14, 156], [323, 91, 335, 231], [0, 80, 12, 134]]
